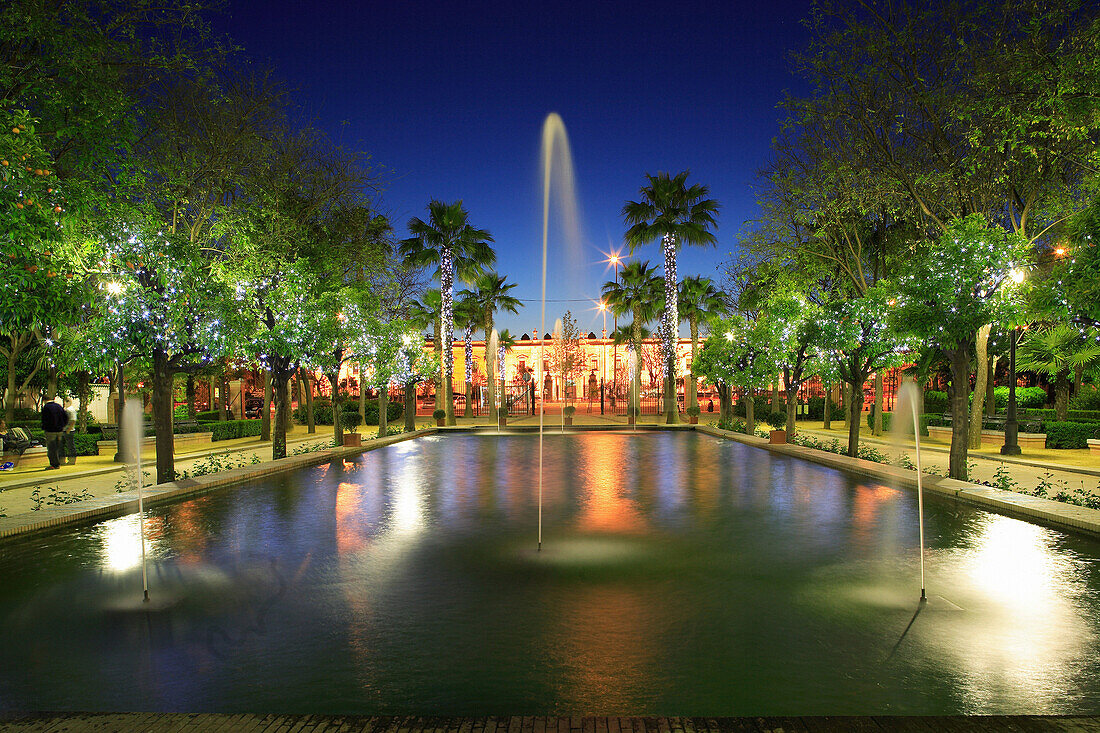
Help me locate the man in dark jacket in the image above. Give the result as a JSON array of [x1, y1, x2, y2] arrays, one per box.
[[41, 398, 68, 470]]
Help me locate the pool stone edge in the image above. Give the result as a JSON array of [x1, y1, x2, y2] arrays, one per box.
[[0, 428, 438, 542], [697, 424, 1100, 540]]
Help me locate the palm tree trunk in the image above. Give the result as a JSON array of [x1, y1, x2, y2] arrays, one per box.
[[464, 325, 474, 418], [1055, 370, 1071, 421], [441, 247, 456, 426], [688, 315, 699, 412], [631, 311, 643, 417], [485, 314, 497, 420], [662, 236, 678, 424]]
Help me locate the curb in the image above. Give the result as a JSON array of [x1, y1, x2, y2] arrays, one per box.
[[0, 429, 435, 542], [697, 424, 1100, 540]]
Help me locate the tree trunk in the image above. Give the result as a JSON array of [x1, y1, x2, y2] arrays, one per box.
[[873, 372, 884, 436], [327, 372, 343, 446], [302, 369, 316, 433], [1073, 364, 1083, 396], [115, 362, 127, 462], [946, 345, 971, 481], [969, 324, 991, 450], [823, 382, 832, 430], [4, 342, 17, 424], [842, 383, 851, 427], [219, 370, 229, 421], [76, 370, 90, 433], [846, 380, 865, 458], [785, 378, 798, 436], [185, 375, 196, 418], [271, 359, 292, 460], [210, 377, 218, 418], [378, 388, 388, 438], [717, 382, 730, 422], [1055, 369, 1071, 422], [745, 388, 755, 435], [150, 349, 176, 485], [404, 381, 416, 431], [261, 369, 272, 441], [358, 364, 367, 423], [45, 366, 58, 401], [986, 356, 997, 416], [771, 382, 780, 413]]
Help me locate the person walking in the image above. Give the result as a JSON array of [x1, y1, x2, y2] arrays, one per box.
[[41, 397, 68, 470], [63, 397, 78, 465]]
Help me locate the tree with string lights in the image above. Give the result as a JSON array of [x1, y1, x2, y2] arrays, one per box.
[[623, 171, 719, 424]]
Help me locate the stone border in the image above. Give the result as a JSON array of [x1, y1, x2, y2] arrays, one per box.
[[0, 428, 436, 541], [698, 424, 1100, 539]]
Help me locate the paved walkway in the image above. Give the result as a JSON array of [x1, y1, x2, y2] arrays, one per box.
[[2, 713, 1098, 732]]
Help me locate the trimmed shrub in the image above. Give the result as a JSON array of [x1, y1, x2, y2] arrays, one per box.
[[1070, 385, 1100, 411], [195, 410, 221, 422], [19, 428, 99, 456], [924, 391, 950, 414], [1022, 408, 1100, 422], [807, 397, 846, 421], [342, 411, 363, 430], [765, 411, 787, 430], [866, 411, 933, 436], [208, 420, 263, 441], [1041, 421, 1100, 449], [292, 398, 402, 426], [734, 396, 770, 418]]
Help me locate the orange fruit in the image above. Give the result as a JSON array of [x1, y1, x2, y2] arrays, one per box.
[[15, 203, 23, 209]]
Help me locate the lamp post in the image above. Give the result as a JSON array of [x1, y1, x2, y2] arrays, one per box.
[[1001, 268, 1026, 455]]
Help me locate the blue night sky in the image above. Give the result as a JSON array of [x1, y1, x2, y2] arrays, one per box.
[[213, 1, 813, 336]]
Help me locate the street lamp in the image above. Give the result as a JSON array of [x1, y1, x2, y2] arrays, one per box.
[[1002, 268, 1026, 456]]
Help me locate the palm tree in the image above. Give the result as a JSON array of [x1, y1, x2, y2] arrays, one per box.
[[408, 288, 442, 413], [496, 328, 518, 414], [454, 293, 482, 418], [623, 171, 719, 423], [399, 201, 494, 425], [678, 276, 728, 413], [1018, 325, 1100, 421], [471, 272, 523, 419], [602, 260, 662, 416]]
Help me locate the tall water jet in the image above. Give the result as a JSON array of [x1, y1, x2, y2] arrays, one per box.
[[121, 397, 150, 603], [627, 349, 638, 431], [893, 380, 927, 602], [488, 328, 499, 431], [538, 112, 584, 552]]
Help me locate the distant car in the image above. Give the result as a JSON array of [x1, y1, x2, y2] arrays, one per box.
[[244, 397, 264, 419]]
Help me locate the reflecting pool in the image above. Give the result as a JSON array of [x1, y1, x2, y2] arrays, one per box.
[[1, 432, 1098, 714]]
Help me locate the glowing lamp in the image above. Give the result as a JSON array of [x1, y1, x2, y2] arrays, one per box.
[[1010, 268, 1025, 284]]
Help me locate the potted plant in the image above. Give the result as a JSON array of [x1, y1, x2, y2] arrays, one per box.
[[627, 405, 638, 426], [433, 408, 446, 428], [341, 411, 362, 447], [497, 407, 507, 427], [766, 411, 788, 444], [563, 404, 575, 427], [686, 405, 700, 425]]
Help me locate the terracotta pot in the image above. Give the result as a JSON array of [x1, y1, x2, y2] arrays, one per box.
[[689, 416, 699, 424], [498, 414, 507, 427], [769, 429, 787, 444], [564, 417, 573, 426], [628, 415, 636, 425], [342, 433, 361, 447], [435, 418, 445, 427]]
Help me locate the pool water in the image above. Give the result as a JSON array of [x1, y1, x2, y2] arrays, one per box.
[[1, 431, 1098, 714]]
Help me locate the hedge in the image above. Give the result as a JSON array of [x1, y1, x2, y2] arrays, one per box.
[[1020, 408, 1100, 422], [1070, 385, 1100, 411], [293, 399, 402, 426], [1041, 421, 1100, 449], [204, 419, 263, 441], [194, 410, 222, 421], [865, 411, 933, 436], [807, 397, 846, 421], [16, 428, 100, 456]]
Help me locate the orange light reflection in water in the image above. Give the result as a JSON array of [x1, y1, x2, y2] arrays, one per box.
[[577, 436, 643, 533]]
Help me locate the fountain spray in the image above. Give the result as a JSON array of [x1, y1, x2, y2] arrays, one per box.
[[122, 398, 150, 603]]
